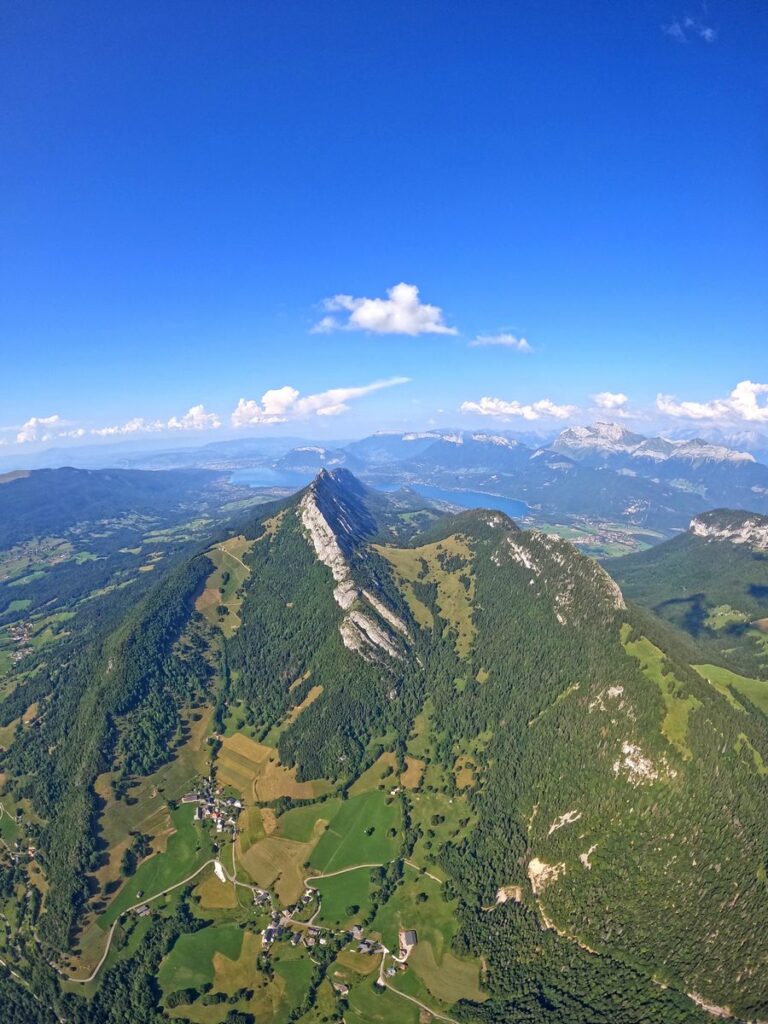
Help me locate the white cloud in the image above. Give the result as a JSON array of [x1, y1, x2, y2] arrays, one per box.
[[656, 380, 768, 423], [663, 16, 717, 43], [460, 396, 577, 421], [311, 283, 457, 336], [469, 333, 532, 352], [16, 414, 64, 443], [167, 405, 221, 431], [593, 391, 629, 410], [231, 376, 410, 426], [91, 418, 164, 437], [92, 405, 221, 437]]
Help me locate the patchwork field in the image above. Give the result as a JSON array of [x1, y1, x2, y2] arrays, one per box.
[[196, 535, 254, 637], [217, 733, 326, 802], [101, 805, 213, 926], [236, 832, 313, 905]]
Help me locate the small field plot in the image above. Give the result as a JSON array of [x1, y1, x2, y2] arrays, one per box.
[[313, 866, 375, 929], [276, 799, 340, 843], [158, 922, 243, 995], [217, 733, 327, 802], [346, 979, 420, 1024], [696, 663, 768, 715], [101, 805, 212, 926], [0, 803, 19, 843], [309, 791, 401, 874], [348, 751, 398, 796], [236, 833, 313, 905]]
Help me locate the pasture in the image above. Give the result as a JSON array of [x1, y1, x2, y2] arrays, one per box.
[[309, 791, 401, 874], [696, 663, 768, 715]]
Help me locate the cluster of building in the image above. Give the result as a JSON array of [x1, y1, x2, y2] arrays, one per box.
[[6, 622, 32, 663], [181, 780, 242, 835]]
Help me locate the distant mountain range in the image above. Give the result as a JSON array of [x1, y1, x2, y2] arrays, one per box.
[[5, 423, 768, 535]]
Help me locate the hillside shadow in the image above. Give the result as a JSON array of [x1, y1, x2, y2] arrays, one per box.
[[656, 595, 708, 636]]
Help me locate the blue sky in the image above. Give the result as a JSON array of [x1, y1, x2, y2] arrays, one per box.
[[1, 0, 766, 450]]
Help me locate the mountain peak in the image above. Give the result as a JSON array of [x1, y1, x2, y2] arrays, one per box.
[[554, 422, 646, 452], [689, 508, 768, 547]]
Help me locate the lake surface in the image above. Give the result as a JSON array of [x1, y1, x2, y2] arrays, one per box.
[[379, 482, 532, 519], [230, 468, 313, 488], [230, 470, 531, 520]]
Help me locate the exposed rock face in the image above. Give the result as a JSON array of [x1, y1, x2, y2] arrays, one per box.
[[298, 475, 407, 662], [528, 857, 566, 895], [495, 530, 625, 624], [690, 511, 768, 548]]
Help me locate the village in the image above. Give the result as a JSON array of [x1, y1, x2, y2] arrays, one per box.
[[127, 779, 420, 992]]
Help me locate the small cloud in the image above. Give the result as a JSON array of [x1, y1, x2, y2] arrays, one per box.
[[460, 396, 577, 421], [469, 333, 532, 352], [167, 404, 221, 431], [656, 380, 768, 423], [231, 376, 410, 426], [311, 282, 457, 336], [663, 15, 717, 43], [16, 414, 64, 444], [593, 391, 629, 412]]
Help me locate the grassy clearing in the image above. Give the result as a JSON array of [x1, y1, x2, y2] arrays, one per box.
[[408, 788, 475, 880], [196, 536, 254, 637], [276, 799, 340, 843], [400, 756, 424, 789], [313, 866, 375, 928], [346, 977, 420, 1023], [264, 684, 324, 746], [158, 922, 243, 993], [622, 626, 700, 758], [100, 805, 213, 926], [695, 663, 768, 716], [310, 791, 401, 874], [375, 535, 476, 658], [735, 733, 768, 775], [348, 751, 398, 797]]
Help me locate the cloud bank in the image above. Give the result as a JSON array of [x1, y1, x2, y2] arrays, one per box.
[[656, 380, 768, 423], [460, 396, 577, 421]]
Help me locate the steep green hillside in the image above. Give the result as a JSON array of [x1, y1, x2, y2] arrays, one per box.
[[0, 473, 765, 1024], [609, 509, 768, 678]]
